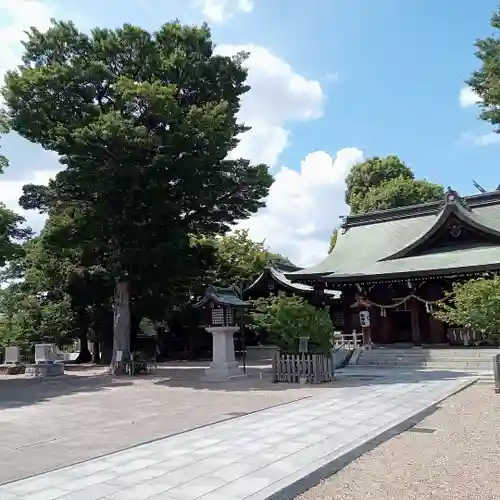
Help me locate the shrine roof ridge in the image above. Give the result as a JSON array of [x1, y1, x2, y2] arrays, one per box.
[[341, 189, 500, 229], [244, 260, 341, 298]]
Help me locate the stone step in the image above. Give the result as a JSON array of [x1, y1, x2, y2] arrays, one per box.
[[358, 359, 492, 369], [362, 350, 500, 357], [359, 358, 497, 366], [358, 357, 493, 366], [359, 355, 499, 362]]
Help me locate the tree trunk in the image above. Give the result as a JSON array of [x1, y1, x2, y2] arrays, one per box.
[[91, 341, 101, 364], [110, 281, 131, 374], [76, 341, 92, 363], [75, 308, 91, 363]]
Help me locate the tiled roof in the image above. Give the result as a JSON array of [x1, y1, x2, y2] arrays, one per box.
[[194, 286, 249, 308], [244, 261, 341, 298], [288, 190, 500, 283]]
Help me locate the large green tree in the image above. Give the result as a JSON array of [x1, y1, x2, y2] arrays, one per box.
[[345, 155, 443, 215], [2, 20, 273, 370], [468, 8, 500, 131]]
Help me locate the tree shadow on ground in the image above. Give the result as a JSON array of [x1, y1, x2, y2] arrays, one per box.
[[151, 362, 477, 393], [0, 362, 477, 410], [0, 373, 132, 410]]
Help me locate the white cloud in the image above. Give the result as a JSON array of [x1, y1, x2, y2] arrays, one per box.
[[462, 130, 500, 147], [0, 0, 54, 80], [459, 86, 481, 108], [473, 132, 500, 146], [0, 169, 57, 232], [195, 0, 253, 23], [0, 0, 61, 232], [239, 148, 364, 267], [214, 44, 356, 267], [216, 44, 325, 166]]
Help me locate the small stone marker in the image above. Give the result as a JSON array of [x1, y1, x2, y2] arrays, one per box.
[[5, 346, 20, 365], [494, 354, 500, 394], [35, 344, 56, 364]]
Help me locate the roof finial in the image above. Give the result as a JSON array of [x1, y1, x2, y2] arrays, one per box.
[[444, 187, 470, 209], [445, 188, 457, 204]]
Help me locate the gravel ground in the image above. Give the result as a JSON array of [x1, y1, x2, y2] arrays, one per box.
[[298, 383, 500, 500]]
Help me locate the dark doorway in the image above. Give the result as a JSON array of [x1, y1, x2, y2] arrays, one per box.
[[391, 311, 413, 343]]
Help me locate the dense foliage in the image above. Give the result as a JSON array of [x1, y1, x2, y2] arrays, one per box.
[[468, 8, 500, 133], [433, 277, 500, 344], [199, 229, 289, 287], [249, 295, 332, 353], [0, 117, 31, 266], [1, 20, 273, 368], [345, 155, 443, 215]]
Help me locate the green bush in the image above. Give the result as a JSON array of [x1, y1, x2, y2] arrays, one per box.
[[249, 295, 332, 353], [433, 277, 500, 344]]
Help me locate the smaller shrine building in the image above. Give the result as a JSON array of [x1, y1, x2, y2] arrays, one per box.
[[287, 189, 500, 345], [243, 260, 342, 324]]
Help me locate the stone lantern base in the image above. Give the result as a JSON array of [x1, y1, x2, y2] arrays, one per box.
[[203, 326, 247, 382]]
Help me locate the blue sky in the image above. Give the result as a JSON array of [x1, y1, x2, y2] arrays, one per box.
[[0, 0, 499, 265]]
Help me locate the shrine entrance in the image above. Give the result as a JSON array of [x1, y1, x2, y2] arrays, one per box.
[[390, 310, 413, 344]]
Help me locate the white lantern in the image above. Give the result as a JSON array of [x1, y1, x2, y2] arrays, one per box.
[[359, 310, 370, 328]]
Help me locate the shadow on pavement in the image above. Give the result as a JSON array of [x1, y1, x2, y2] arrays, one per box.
[[151, 363, 475, 392], [0, 374, 132, 410], [0, 362, 476, 410]]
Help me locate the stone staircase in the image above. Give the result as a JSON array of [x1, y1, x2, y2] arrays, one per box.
[[352, 347, 500, 382]]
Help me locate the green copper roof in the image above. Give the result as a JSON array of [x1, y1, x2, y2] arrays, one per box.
[[288, 190, 500, 283], [194, 286, 249, 308]]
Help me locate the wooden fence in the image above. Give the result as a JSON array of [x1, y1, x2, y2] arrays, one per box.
[[272, 352, 334, 384]]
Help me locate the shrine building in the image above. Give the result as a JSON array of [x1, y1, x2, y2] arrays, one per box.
[[287, 189, 500, 346]]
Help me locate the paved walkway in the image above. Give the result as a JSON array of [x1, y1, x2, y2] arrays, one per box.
[[0, 365, 334, 484], [0, 372, 475, 500]]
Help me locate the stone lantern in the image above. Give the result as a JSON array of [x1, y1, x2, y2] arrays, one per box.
[[194, 286, 249, 382]]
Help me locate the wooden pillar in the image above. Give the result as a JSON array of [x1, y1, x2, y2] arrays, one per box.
[[409, 298, 421, 346], [362, 325, 372, 345], [341, 288, 355, 336]]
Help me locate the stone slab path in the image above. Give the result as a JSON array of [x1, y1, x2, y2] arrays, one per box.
[[0, 373, 475, 500], [0, 366, 334, 484]]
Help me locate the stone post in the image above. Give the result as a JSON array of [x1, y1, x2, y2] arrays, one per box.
[[203, 326, 246, 382], [494, 354, 500, 394]]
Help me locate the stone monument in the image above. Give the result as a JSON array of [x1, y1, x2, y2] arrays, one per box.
[[5, 346, 20, 364], [25, 343, 64, 377]]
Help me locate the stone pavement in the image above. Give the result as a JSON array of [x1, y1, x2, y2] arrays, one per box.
[[0, 365, 335, 484], [0, 372, 476, 500]]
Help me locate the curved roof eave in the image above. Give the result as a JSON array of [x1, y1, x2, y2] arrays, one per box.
[[245, 262, 341, 297]]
